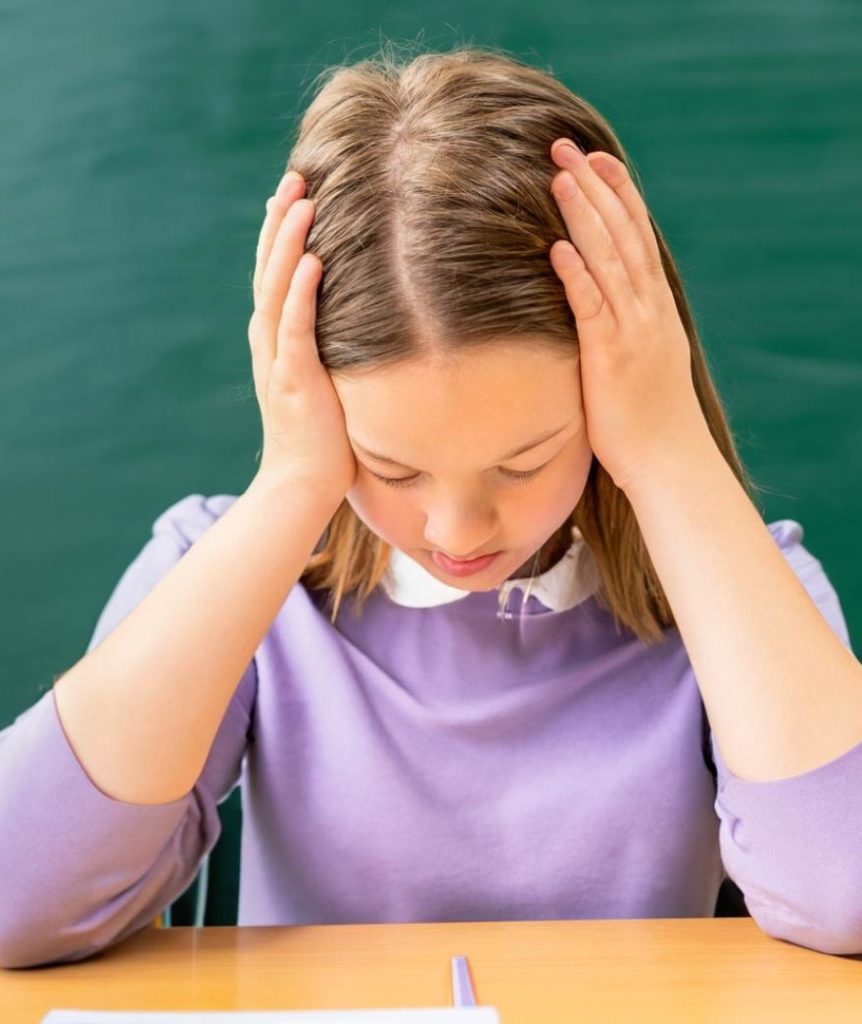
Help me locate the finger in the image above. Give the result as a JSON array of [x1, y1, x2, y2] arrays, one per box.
[[585, 152, 663, 274], [249, 198, 315, 391], [272, 252, 323, 385], [551, 163, 637, 321], [253, 174, 305, 303], [253, 173, 306, 303], [549, 239, 612, 330], [256, 198, 315, 325], [552, 140, 661, 300]]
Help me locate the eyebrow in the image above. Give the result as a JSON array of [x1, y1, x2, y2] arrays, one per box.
[[351, 423, 572, 470]]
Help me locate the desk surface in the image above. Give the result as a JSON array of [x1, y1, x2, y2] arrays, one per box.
[[3, 919, 862, 1024]]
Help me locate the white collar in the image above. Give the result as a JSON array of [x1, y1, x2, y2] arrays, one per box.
[[380, 527, 602, 614]]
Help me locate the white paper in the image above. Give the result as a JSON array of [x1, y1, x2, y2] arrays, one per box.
[[42, 1008, 500, 1023]]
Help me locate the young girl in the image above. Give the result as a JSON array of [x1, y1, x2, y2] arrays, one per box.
[[1, 45, 860, 970]]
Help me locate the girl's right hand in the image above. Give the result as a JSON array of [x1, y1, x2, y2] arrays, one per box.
[[248, 171, 357, 501]]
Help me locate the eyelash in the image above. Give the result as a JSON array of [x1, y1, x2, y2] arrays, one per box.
[[369, 465, 547, 489]]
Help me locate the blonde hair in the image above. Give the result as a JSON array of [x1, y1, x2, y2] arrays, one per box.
[[278, 40, 765, 645]]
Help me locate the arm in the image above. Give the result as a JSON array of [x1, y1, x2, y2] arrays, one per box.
[[623, 427, 862, 783], [0, 479, 338, 968], [53, 476, 340, 805], [544, 134, 862, 954], [624, 428, 862, 954]]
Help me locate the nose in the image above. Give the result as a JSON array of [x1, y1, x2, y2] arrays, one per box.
[[423, 500, 498, 560]]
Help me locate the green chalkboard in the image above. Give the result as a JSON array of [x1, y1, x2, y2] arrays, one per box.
[[2, 6, 860, 927]]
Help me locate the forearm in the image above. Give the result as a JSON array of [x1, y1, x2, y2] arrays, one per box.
[[53, 476, 341, 805], [623, 425, 862, 782]]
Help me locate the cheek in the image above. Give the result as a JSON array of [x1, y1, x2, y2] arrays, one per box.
[[526, 434, 593, 511], [344, 480, 416, 546], [552, 443, 594, 510]]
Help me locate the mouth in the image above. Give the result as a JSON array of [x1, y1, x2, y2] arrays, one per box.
[[430, 550, 503, 576]]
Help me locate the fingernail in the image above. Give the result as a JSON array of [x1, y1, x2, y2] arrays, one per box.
[[590, 154, 615, 178], [555, 139, 584, 161], [276, 171, 302, 197]]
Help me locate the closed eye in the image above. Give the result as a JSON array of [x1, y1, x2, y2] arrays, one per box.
[[369, 463, 549, 489]]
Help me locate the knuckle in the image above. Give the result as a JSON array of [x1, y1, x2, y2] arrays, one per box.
[[643, 252, 665, 279], [603, 156, 628, 186], [620, 206, 637, 232], [552, 171, 579, 202], [249, 307, 277, 336], [600, 239, 619, 265], [276, 312, 297, 339]]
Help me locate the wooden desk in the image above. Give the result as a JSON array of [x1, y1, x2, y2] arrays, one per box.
[[3, 918, 862, 1023]]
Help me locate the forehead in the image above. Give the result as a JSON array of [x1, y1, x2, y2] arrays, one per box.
[[331, 343, 581, 462]]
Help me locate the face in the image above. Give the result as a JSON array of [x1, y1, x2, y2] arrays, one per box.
[[331, 341, 594, 591]]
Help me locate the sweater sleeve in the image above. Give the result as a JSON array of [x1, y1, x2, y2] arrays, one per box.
[[709, 518, 862, 956], [0, 493, 256, 969]]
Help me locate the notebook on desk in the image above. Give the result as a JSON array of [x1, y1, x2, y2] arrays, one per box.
[[42, 1009, 500, 1023]]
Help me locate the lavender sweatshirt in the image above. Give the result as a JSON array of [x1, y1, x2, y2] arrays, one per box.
[[1, 492, 860, 969]]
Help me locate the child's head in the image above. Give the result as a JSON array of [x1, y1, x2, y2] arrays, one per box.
[[288, 41, 762, 644]]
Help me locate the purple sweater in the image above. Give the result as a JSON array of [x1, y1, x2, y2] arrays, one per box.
[[1, 492, 860, 968]]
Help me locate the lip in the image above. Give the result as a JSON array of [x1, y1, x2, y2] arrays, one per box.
[[431, 550, 503, 577]]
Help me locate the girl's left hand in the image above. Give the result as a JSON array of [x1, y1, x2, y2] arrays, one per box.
[[548, 138, 711, 495]]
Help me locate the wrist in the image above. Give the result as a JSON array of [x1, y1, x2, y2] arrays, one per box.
[[245, 470, 345, 523]]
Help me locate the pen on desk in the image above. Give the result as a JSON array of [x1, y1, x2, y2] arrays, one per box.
[[451, 954, 478, 1006]]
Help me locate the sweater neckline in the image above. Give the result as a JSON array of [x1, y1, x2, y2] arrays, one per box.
[[380, 527, 602, 615]]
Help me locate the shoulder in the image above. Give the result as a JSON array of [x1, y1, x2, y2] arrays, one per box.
[[150, 492, 240, 551], [85, 493, 241, 653], [765, 518, 852, 651], [151, 491, 328, 560]]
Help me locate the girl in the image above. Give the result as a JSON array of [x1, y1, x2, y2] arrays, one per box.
[[1, 45, 860, 970]]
